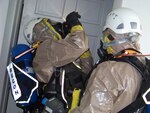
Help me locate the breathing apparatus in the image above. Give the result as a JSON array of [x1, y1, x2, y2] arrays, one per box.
[[103, 30, 140, 54], [98, 8, 150, 113], [6, 17, 70, 112], [7, 44, 39, 108], [101, 7, 142, 56]]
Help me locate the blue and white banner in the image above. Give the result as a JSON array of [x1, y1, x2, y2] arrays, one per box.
[[7, 63, 22, 101]]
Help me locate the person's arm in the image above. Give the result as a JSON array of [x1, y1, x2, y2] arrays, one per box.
[[71, 61, 142, 113], [32, 12, 89, 83], [36, 26, 88, 67]]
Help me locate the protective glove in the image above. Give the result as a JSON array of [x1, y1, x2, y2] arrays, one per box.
[[66, 11, 82, 29]]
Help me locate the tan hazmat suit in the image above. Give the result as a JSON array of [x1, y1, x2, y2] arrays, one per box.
[[32, 19, 92, 83], [71, 56, 145, 113]]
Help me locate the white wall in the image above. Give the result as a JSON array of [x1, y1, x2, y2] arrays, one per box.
[[0, 0, 9, 105], [113, 0, 150, 55], [113, 0, 123, 9], [0, 0, 9, 55], [0, 1, 24, 112]]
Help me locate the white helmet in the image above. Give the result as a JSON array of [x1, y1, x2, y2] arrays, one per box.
[[103, 7, 142, 35], [24, 18, 43, 44]]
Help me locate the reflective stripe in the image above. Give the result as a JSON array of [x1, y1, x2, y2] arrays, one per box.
[[11, 62, 39, 104], [72, 61, 81, 69], [143, 88, 150, 104], [61, 69, 68, 107], [42, 18, 62, 40]]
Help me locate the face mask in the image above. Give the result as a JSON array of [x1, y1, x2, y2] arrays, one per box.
[[103, 31, 140, 54]]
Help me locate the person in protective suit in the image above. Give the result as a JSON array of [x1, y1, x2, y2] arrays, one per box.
[[23, 12, 93, 84], [23, 12, 93, 112], [71, 7, 145, 113]]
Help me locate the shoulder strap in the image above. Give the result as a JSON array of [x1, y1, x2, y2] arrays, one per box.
[[118, 97, 146, 113], [113, 56, 147, 80], [117, 56, 150, 113], [90, 51, 150, 113]]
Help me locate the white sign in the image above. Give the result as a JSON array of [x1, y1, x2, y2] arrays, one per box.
[[7, 63, 21, 101]]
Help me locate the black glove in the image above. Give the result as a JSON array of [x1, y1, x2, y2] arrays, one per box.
[[66, 11, 82, 29]]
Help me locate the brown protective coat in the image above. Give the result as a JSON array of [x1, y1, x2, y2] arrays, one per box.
[[33, 30, 89, 83], [71, 57, 144, 113]]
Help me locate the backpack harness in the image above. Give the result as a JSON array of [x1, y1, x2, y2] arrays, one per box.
[[96, 49, 150, 113], [117, 56, 150, 113], [43, 62, 87, 112]]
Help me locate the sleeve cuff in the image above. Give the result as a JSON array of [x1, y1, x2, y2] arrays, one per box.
[[71, 25, 84, 33]]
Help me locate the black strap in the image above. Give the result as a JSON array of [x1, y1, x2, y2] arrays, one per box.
[[118, 97, 145, 113], [62, 62, 87, 90], [115, 56, 150, 113], [96, 48, 149, 113], [113, 56, 147, 80], [43, 68, 61, 98]]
